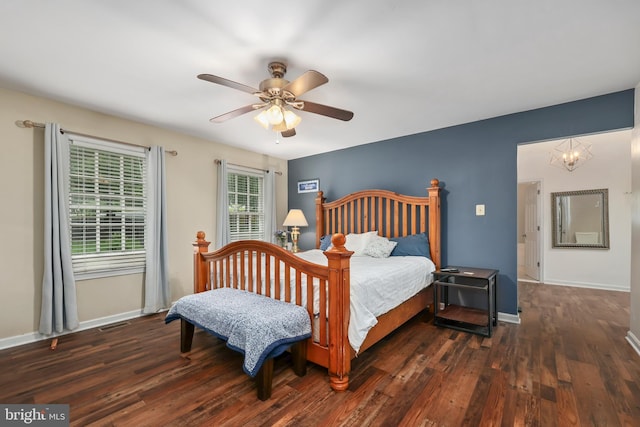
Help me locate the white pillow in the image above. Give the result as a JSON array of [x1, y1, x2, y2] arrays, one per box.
[[364, 234, 398, 258], [344, 231, 378, 256]]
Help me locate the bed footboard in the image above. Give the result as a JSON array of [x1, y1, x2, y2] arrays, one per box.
[[192, 231, 354, 391]]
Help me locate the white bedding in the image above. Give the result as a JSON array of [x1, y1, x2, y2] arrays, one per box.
[[296, 249, 435, 354]]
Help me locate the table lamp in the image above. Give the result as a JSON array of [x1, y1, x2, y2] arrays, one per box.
[[283, 209, 308, 252]]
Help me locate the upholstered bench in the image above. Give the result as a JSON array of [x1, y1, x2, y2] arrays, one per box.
[[165, 287, 312, 400]]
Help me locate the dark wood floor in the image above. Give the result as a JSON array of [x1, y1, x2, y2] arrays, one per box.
[[1, 282, 639, 426]]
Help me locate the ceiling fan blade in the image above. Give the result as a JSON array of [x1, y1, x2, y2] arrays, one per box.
[[298, 100, 354, 121], [282, 70, 328, 97], [197, 74, 259, 95], [210, 104, 258, 123], [281, 129, 296, 138]]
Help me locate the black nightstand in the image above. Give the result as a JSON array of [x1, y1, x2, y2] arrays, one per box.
[[433, 267, 498, 337]]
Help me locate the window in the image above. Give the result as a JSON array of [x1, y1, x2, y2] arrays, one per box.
[[227, 167, 265, 241], [67, 135, 147, 278]]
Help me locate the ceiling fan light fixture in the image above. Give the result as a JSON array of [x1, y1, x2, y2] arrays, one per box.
[[253, 110, 270, 129], [255, 104, 301, 132], [266, 104, 284, 125], [283, 109, 301, 130], [272, 120, 288, 132]]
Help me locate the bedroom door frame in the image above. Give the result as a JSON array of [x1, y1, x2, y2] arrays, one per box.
[[519, 180, 542, 282]]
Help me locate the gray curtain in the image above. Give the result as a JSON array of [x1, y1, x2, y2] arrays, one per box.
[[39, 123, 79, 334], [263, 170, 277, 242], [143, 146, 170, 313], [216, 159, 230, 248]]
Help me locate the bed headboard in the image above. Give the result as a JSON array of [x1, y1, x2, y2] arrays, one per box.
[[314, 179, 441, 268]]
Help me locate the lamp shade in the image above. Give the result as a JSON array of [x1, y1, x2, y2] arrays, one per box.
[[283, 209, 308, 227], [253, 110, 270, 129], [283, 109, 302, 129], [266, 104, 284, 125]]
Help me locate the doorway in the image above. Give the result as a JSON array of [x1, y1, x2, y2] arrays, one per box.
[[517, 181, 541, 281]]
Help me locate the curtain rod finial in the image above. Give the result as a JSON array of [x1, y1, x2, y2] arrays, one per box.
[[15, 120, 41, 128]]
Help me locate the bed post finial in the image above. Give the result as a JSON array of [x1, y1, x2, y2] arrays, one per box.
[[193, 231, 211, 293], [194, 231, 210, 252], [328, 233, 346, 250]]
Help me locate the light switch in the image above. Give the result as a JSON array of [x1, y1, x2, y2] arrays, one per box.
[[476, 204, 485, 216]]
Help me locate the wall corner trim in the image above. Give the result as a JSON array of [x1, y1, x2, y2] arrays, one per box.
[[498, 311, 521, 324], [625, 331, 640, 357]]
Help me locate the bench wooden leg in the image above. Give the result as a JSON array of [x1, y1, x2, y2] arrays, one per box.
[[180, 319, 195, 353], [256, 358, 274, 401], [256, 340, 306, 400], [291, 340, 307, 377]]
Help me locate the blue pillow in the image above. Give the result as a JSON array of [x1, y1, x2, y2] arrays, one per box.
[[320, 234, 332, 250], [390, 232, 431, 258]]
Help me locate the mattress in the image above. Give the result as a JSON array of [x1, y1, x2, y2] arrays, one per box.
[[296, 249, 435, 353]]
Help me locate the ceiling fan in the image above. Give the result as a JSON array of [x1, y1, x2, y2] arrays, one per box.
[[197, 61, 354, 138]]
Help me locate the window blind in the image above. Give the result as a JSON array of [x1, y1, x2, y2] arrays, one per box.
[[67, 135, 147, 277], [227, 168, 265, 242]]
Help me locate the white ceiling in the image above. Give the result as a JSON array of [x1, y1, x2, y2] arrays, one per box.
[[1, 1, 639, 160]]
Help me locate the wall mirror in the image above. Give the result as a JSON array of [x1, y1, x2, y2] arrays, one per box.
[[551, 188, 609, 248]]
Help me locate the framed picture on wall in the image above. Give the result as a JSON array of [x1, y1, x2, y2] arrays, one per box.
[[297, 178, 319, 193]]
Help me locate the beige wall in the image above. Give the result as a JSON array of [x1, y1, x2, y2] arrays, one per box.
[[0, 87, 288, 342]]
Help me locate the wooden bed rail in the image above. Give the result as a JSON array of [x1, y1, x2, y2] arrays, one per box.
[[192, 231, 354, 391]]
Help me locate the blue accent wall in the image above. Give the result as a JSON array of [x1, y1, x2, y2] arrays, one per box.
[[288, 89, 635, 315]]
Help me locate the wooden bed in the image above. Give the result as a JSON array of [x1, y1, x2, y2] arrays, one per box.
[[192, 179, 441, 391]]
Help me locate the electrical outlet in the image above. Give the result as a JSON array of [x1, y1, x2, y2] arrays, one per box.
[[476, 204, 485, 216]]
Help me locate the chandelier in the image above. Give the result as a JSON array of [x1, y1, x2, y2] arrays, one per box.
[[549, 138, 593, 172]]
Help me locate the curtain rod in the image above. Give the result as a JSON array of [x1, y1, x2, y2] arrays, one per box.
[[15, 119, 178, 156], [215, 159, 282, 175]]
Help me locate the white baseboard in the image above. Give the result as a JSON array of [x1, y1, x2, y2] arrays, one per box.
[[626, 331, 640, 357], [0, 309, 148, 351], [498, 311, 521, 324], [542, 280, 630, 292]]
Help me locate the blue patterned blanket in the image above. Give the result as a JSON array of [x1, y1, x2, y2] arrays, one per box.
[[165, 288, 311, 377]]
